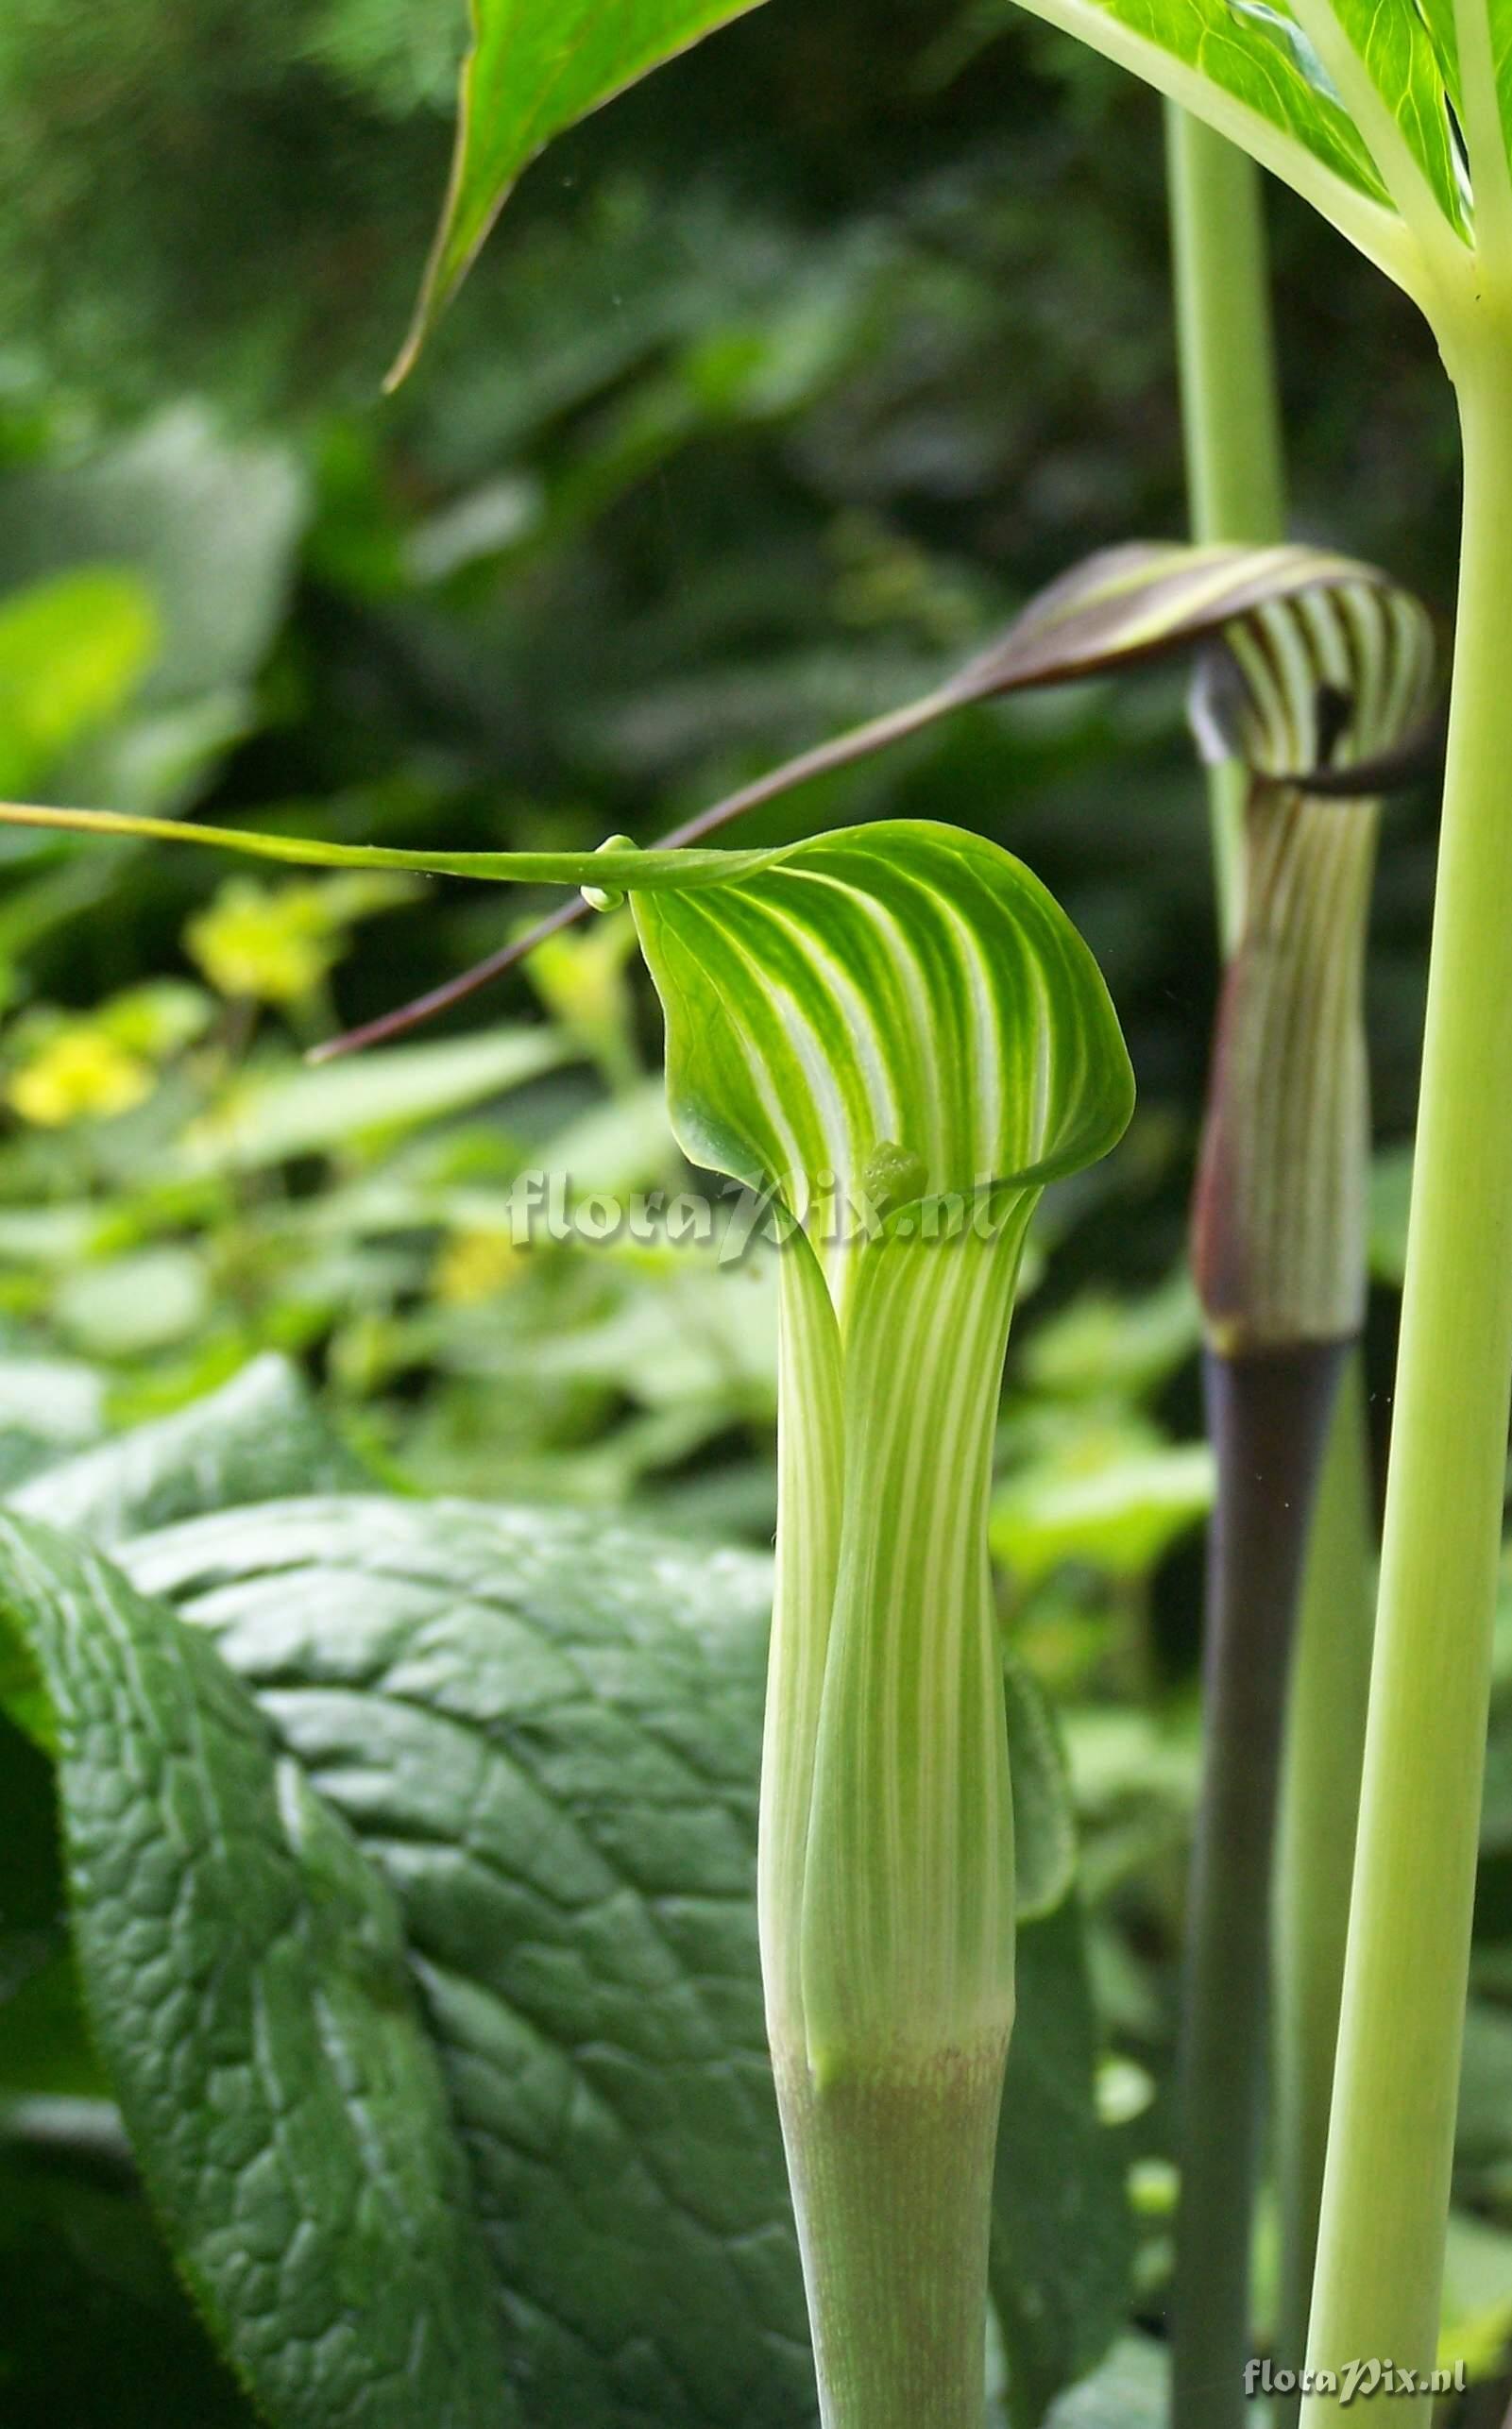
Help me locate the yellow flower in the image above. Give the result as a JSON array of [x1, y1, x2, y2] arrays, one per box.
[[185, 880, 338, 1007], [185, 874, 422, 1008], [8, 1028, 155, 1128]]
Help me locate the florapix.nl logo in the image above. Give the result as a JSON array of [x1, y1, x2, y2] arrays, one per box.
[[501, 1166, 1020, 1264]]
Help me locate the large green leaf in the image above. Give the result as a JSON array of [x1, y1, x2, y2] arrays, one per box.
[[1322, 0, 1467, 230], [21, 1496, 811, 2427], [1492, 0, 1512, 170], [1023, 0, 1408, 261], [391, 0, 767, 382], [0, 1509, 509, 2429], [393, 0, 1483, 363], [10, 1352, 368, 1545], [0, 1485, 1116, 2427]]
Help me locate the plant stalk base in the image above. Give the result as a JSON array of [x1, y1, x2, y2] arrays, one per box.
[[774, 2039, 1009, 2429]]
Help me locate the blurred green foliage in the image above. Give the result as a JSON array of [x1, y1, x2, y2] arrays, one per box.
[[0, 0, 1506, 2420]]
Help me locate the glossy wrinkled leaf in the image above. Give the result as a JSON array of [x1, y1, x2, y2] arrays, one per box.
[[0, 1510, 510, 2429], [392, 0, 766, 382], [0, 1476, 1111, 2426], [10, 1352, 367, 1545], [112, 1495, 811, 2425]]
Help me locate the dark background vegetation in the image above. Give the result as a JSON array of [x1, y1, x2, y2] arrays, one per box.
[[1, 1, 1501, 2420]]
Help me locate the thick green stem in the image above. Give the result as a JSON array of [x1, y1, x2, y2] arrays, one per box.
[[1300, 362, 1512, 2421], [773, 2043, 1008, 2429], [1171, 1345, 1345, 2429], [1164, 109, 1285, 950], [1271, 1357, 1374, 2421]]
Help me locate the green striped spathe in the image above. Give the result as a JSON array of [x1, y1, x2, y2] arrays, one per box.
[[624, 823, 1133, 2074]]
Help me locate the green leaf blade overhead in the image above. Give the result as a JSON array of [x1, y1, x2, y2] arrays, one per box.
[[1486, 0, 1512, 176], [948, 0, 1415, 280], [391, 0, 768, 382], [395, 0, 1472, 351], [1323, 0, 1468, 232]]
